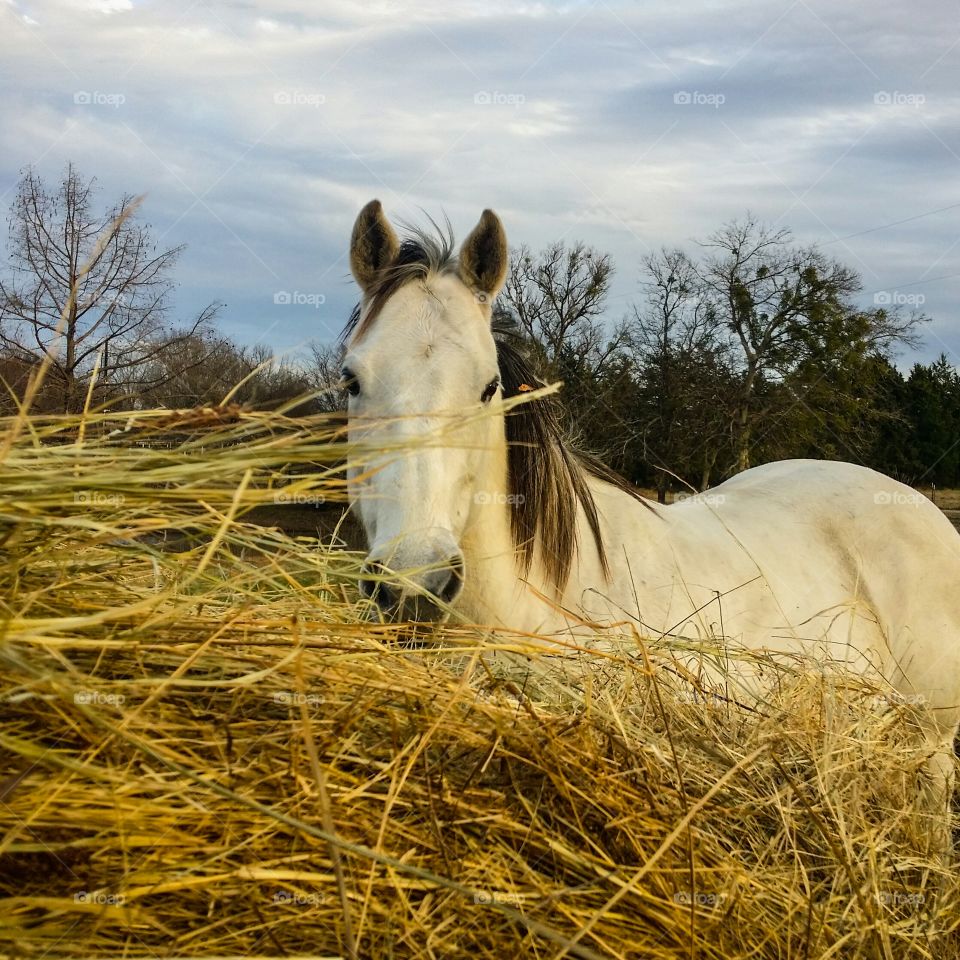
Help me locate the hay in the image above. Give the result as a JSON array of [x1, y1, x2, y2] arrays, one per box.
[[0, 407, 957, 959]]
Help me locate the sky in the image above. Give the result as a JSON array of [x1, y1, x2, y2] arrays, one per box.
[[0, 0, 957, 367]]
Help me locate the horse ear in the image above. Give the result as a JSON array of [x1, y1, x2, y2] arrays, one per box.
[[459, 209, 508, 304], [350, 199, 399, 293]]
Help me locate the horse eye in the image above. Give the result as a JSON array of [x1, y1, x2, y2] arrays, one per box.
[[480, 377, 500, 404], [340, 367, 360, 397]]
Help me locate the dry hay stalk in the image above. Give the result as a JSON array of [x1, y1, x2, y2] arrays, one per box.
[[0, 407, 957, 959]]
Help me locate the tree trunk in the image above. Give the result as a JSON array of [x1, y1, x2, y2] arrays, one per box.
[[736, 422, 751, 473], [700, 447, 718, 491], [732, 388, 753, 473], [63, 299, 78, 413]]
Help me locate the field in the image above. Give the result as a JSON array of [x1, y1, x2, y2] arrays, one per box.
[[1, 408, 958, 959]]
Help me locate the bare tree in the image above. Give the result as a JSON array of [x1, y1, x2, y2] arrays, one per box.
[[0, 165, 220, 411], [133, 335, 319, 412], [235, 344, 318, 411], [632, 249, 718, 361], [697, 217, 924, 472], [307, 341, 347, 413], [501, 241, 625, 377], [497, 240, 634, 454], [630, 249, 734, 498], [130, 331, 248, 408]]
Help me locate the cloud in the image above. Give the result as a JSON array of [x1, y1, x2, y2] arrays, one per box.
[[0, 0, 957, 363]]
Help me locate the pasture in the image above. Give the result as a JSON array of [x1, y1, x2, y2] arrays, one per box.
[[0, 407, 958, 959]]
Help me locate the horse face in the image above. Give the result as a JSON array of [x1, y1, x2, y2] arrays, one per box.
[[343, 203, 508, 621]]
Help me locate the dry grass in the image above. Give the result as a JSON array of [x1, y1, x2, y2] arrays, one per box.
[[923, 488, 960, 512], [0, 407, 958, 959]]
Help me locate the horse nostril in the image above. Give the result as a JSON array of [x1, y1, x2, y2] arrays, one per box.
[[377, 583, 397, 609], [438, 554, 465, 604], [360, 561, 396, 610]]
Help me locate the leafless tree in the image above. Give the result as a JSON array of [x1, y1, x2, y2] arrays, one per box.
[[629, 249, 734, 497], [133, 335, 318, 412], [0, 165, 220, 412], [632, 249, 717, 363], [130, 331, 248, 408], [307, 341, 347, 413], [697, 216, 924, 471], [501, 241, 625, 378]]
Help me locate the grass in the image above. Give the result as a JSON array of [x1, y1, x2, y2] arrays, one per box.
[[923, 488, 960, 511], [0, 406, 957, 959]]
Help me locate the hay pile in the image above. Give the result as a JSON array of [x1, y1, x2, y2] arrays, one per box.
[[0, 407, 957, 959]]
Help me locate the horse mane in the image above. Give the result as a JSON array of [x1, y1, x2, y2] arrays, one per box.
[[339, 222, 651, 592], [490, 315, 653, 588]]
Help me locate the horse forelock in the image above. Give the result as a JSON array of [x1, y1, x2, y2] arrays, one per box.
[[340, 220, 458, 346]]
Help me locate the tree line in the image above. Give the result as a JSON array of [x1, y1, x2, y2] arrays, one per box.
[[497, 224, 958, 495], [2, 166, 958, 494], [0, 165, 337, 417]]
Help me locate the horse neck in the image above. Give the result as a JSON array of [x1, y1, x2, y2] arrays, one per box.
[[457, 414, 541, 627], [458, 414, 610, 632], [460, 441, 660, 632]]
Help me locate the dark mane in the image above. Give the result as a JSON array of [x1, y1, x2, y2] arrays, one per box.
[[491, 314, 650, 589], [340, 223, 651, 593]]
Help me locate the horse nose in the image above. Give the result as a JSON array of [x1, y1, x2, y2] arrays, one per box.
[[423, 553, 465, 605], [358, 553, 465, 614]]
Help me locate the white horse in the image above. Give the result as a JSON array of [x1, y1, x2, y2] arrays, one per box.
[[341, 199, 960, 841]]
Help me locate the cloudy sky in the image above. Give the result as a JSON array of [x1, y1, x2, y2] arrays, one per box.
[[1, 0, 957, 365]]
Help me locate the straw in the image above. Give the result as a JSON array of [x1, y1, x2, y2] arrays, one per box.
[[0, 405, 956, 959]]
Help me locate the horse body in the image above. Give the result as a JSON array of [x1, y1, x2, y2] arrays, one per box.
[[342, 200, 960, 843], [466, 455, 960, 701]]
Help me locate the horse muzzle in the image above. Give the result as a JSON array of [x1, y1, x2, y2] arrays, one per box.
[[359, 532, 465, 621]]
